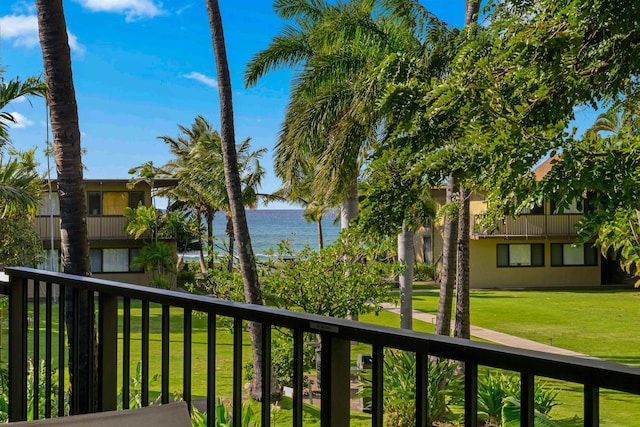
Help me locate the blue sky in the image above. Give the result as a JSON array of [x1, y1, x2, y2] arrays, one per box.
[[1, 1, 593, 209]]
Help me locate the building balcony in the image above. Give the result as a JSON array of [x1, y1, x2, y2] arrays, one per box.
[[34, 217, 151, 241], [2, 267, 639, 426], [473, 214, 583, 239]]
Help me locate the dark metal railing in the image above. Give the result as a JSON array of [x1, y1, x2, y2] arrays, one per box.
[[3, 267, 640, 426]]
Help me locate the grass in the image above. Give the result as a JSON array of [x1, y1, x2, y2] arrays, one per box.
[[410, 287, 640, 426], [2, 287, 639, 425]]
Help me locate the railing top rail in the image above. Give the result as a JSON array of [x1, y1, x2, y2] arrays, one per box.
[[5, 267, 640, 395]]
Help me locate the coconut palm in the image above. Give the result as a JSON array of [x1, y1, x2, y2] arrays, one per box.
[[205, 0, 278, 401], [36, 0, 92, 414], [0, 73, 46, 147], [159, 116, 266, 272]]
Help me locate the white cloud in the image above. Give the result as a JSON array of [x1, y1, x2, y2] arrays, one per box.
[[67, 33, 86, 55], [0, 14, 39, 48], [176, 3, 191, 15], [8, 112, 34, 129], [75, 0, 165, 22], [183, 72, 218, 89], [0, 14, 85, 54]]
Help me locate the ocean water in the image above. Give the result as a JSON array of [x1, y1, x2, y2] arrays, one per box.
[[183, 209, 341, 260]]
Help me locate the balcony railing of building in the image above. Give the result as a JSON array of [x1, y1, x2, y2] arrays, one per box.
[[473, 214, 583, 239], [34, 217, 151, 241], [3, 267, 640, 427]]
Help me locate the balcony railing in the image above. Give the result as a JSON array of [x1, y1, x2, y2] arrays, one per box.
[[473, 214, 582, 238], [3, 267, 640, 426], [34, 217, 150, 241]]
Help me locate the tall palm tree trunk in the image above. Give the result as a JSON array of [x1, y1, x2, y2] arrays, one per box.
[[205, 0, 280, 401], [206, 209, 215, 271], [435, 176, 458, 336], [340, 177, 359, 229], [453, 0, 481, 340], [226, 214, 235, 272], [317, 219, 324, 250], [36, 0, 93, 413]]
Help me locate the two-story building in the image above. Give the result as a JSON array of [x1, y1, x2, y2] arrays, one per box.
[[35, 179, 177, 286], [416, 158, 631, 288]]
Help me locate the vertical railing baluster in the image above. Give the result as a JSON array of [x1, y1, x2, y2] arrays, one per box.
[[292, 328, 303, 427], [261, 323, 272, 427], [98, 293, 118, 412], [415, 351, 428, 427], [207, 313, 217, 427], [33, 280, 40, 419], [584, 385, 600, 427], [520, 373, 534, 427], [70, 288, 80, 414], [320, 334, 350, 427], [8, 276, 28, 421], [233, 318, 243, 426], [57, 285, 65, 417], [161, 305, 170, 404], [122, 298, 131, 410], [464, 362, 478, 427], [371, 345, 384, 427], [142, 300, 150, 407], [87, 290, 96, 412], [183, 308, 192, 410], [45, 282, 52, 419]]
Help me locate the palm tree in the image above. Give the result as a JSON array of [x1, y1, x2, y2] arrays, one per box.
[[0, 72, 46, 147], [36, 0, 92, 414], [160, 117, 267, 272], [205, 0, 279, 401]]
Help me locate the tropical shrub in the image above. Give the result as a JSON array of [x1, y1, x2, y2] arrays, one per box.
[[413, 263, 434, 281], [477, 371, 560, 426], [0, 359, 60, 422], [190, 398, 259, 427], [359, 350, 463, 426]]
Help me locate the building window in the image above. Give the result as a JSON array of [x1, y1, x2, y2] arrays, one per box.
[[90, 248, 103, 273], [551, 199, 584, 214], [130, 248, 143, 272], [87, 192, 102, 216], [551, 243, 598, 266], [103, 192, 129, 215], [103, 248, 130, 272], [497, 244, 544, 267], [129, 192, 145, 209], [87, 191, 146, 216], [521, 202, 544, 215], [91, 248, 145, 273]]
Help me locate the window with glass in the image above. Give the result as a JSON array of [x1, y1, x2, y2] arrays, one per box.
[[129, 191, 145, 209], [91, 248, 145, 273], [87, 192, 102, 216], [497, 243, 544, 267], [551, 243, 598, 266], [551, 199, 584, 214], [90, 248, 103, 273], [521, 202, 544, 215]]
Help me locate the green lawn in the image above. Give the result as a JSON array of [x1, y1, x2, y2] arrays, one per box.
[[2, 288, 639, 426], [410, 288, 640, 426]]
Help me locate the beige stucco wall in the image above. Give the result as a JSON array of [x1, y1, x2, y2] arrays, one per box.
[[469, 238, 601, 288]]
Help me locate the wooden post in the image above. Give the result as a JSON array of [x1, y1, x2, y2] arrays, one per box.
[[8, 276, 28, 421], [320, 334, 350, 427], [98, 294, 118, 411]]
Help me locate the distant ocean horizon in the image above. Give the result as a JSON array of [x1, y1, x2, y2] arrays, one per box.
[[180, 209, 341, 261]]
